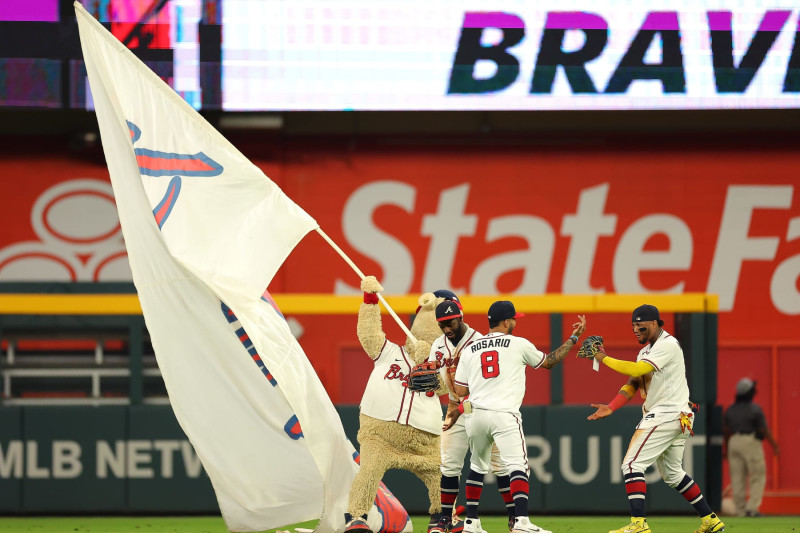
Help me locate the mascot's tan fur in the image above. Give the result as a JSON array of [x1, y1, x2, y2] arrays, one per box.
[[346, 276, 448, 527]]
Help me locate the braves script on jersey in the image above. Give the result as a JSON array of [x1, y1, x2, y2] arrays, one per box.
[[429, 325, 481, 402], [454, 333, 545, 414], [361, 340, 443, 434], [636, 329, 691, 429]]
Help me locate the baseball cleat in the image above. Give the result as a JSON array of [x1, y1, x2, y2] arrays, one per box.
[[428, 514, 452, 533], [511, 516, 553, 533], [608, 517, 650, 533], [695, 513, 725, 533], [449, 519, 483, 533], [463, 518, 482, 533], [344, 518, 373, 533]]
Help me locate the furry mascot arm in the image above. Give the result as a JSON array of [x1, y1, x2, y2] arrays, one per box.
[[411, 338, 432, 364], [405, 292, 437, 365], [357, 276, 386, 360]]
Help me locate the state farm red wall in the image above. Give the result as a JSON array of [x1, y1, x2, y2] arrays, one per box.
[[261, 142, 799, 339]]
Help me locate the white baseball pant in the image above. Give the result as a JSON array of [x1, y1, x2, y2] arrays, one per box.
[[442, 416, 508, 476], [622, 418, 691, 486], [464, 408, 528, 476]]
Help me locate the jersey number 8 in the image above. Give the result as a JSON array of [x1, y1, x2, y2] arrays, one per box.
[[481, 350, 499, 378]]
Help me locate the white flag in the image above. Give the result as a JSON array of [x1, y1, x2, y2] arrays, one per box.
[[75, 3, 357, 531]]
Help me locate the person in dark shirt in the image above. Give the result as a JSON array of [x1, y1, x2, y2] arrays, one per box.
[[723, 378, 780, 517]]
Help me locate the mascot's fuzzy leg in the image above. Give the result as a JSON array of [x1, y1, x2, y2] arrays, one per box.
[[349, 417, 441, 522], [344, 276, 444, 533]]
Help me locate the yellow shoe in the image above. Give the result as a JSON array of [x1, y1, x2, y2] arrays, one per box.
[[608, 517, 651, 533], [695, 513, 725, 533]]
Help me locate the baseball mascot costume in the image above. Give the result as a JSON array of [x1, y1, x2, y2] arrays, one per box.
[[344, 276, 452, 533]]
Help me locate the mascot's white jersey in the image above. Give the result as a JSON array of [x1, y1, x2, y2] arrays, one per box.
[[428, 325, 482, 402], [636, 329, 691, 427], [455, 332, 545, 414], [360, 340, 443, 435]]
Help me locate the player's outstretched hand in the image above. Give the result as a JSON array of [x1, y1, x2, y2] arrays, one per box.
[[587, 403, 613, 420], [442, 409, 461, 431], [571, 315, 587, 338]]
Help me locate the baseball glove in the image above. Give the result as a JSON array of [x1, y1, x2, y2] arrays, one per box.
[[408, 361, 439, 392], [576, 335, 605, 359]]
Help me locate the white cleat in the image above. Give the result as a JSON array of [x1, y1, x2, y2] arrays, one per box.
[[511, 516, 553, 533], [463, 518, 482, 533]]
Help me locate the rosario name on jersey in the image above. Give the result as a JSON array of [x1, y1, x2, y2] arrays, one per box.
[[454, 332, 545, 414], [636, 329, 691, 426]]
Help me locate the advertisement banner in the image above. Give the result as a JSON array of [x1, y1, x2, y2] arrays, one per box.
[[0, 406, 216, 513], [0, 145, 798, 343]]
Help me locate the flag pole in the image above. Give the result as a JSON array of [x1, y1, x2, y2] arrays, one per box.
[[315, 228, 416, 341]]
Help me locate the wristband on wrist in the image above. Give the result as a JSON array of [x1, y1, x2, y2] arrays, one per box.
[[457, 395, 471, 414], [363, 292, 379, 304], [607, 392, 630, 412], [568, 335, 579, 345]]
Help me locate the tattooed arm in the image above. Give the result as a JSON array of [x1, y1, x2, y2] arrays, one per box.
[[541, 314, 586, 370]]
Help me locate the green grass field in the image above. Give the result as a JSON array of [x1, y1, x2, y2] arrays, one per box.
[[0, 515, 797, 533]]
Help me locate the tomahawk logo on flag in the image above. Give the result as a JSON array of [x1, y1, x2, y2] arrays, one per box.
[[73, 3, 387, 532]]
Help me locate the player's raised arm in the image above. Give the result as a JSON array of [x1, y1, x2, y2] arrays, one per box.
[[593, 348, 655, 377], [590, 335, 656, 377], [541, 314, 586, 369]]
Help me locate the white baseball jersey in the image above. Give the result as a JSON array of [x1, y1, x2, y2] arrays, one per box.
[[360, 340, 443, 435], [636, 329, 691, 428], [427, 324, 508, 476], [428, 324, 482, 402], [454, 332, 545, 414]]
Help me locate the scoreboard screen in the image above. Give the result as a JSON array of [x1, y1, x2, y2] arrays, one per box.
[[2, 0, 799, 111]]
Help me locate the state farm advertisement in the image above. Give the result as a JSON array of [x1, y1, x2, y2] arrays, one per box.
[[0, 144, 798, 344]]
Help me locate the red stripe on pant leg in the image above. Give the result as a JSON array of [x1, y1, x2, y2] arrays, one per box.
[[624, 427, 659, 476], [442, 492, 457, 505], [510, 478, 529, 496], [501, 490, 514, 505], [465, 485, 483, 501], [626, 481, 647, 494], [683, 484, 701, 502]]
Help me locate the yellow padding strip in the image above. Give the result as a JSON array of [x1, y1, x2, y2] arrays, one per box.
[[0, 294, 143, 315], [0, 293, 718, 316]]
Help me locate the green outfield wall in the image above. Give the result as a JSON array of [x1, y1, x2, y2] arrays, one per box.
[[0, 404, 719, 515]]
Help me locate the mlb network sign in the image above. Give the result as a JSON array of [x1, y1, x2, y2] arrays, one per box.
[[223, 0, 800, 110]]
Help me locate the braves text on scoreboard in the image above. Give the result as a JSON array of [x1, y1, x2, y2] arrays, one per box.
[[221, 0, 800, 110], [3, 0, 800, 110]]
